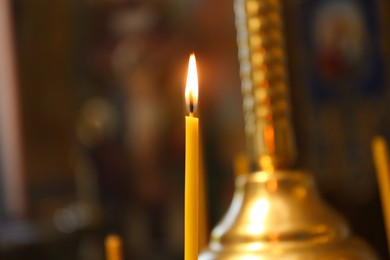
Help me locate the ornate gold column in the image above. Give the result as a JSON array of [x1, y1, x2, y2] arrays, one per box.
[[237, 0, 296, 172]]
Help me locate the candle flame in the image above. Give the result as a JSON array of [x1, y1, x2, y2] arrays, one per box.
[[185, 53, 198, 114]]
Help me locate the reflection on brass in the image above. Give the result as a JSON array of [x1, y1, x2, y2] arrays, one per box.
[[199, 171, 377, 259], [199, 0, 378, 258]]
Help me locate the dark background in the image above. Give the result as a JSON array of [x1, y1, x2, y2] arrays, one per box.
[[0, 0, 389, 259]]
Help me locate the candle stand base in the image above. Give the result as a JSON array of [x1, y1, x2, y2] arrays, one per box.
[[199, 170, 378, 260]]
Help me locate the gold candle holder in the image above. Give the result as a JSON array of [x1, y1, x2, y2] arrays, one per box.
[[237, 0, 296, 171], [199, 0, 378, 259]]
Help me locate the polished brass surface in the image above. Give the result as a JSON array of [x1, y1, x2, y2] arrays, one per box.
[[199, 0, 378, 258], [236, 0, 296, 170], [199, 171, 378, 259]]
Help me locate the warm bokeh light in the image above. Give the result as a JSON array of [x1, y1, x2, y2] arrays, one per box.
[[185, 53, 198, 114], [248, 198, 269, 235]]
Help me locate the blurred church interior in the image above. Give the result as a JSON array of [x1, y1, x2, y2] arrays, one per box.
[[0, 0, 390, 259]]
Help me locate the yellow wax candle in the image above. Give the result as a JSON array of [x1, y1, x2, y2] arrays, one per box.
[[185, 53, 199, 260], [105, 234, 123, 260], [372, 136, 390, 256]]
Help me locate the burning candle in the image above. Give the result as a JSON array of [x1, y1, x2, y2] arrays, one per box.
[[185, 53, 199, 260]]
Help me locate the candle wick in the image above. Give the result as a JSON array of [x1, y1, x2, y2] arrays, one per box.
[[189, 112, 194, 117], [189, 93, 195, 114], [189, 102, 195, 114]]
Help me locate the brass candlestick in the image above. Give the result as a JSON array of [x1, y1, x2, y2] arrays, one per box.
[[199, 0, 378, 259]]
